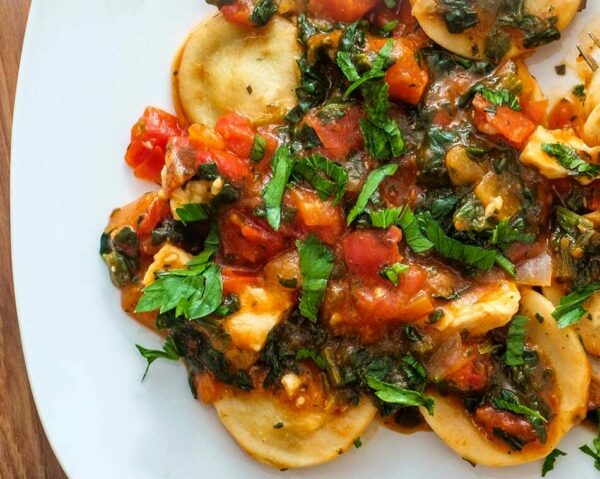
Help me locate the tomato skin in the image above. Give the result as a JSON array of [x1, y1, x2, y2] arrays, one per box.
[[125, 107, 182, 183], [308, 0, 378, 22], [288, 188, 346, 245], [473, 95, 536, 148], [221, 0, 253, 27], [343, 228, 401, 278], [219, 209, 285, 266], [215, 113, 256, 158], [474, 405, 537, 443], [548, 98, 575, 129], [306, 106, 364, 160]]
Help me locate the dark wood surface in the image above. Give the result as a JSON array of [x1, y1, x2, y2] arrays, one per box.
[[0, 1, 68, 477]]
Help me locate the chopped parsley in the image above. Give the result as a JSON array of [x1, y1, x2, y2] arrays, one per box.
[[296, 235, 335, 322], [176, 203, 210, 225], [551, 282, 600, 328], [366, 375, 435, 416], [136, 336, 181, 380], [380, 262, 409, 286], [580, 411, 600, 471], [249, 134, 267, 162], [262, 145, 293, 230], [542, 143, 600, 178], [542, 449, 566, 476], [296, 348, 328, 370], [573, 84, 586, 98], [347, 163, 398, 225], [504, 315, 529, 366], [292, 154, 348, 204]]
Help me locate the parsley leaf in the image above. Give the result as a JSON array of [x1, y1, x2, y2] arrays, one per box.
[[249, 134, 267, 163], [136, 336, 181, 380], [292, 154, 348, 204], [262, 145, 293, 230], [296, 235, 334, 322], [296, 348, 327, 370], [249, 0, 277, 26], [551, 282, 600, 328], [176, 203, 210, 225], [504, 315, 528, 366], [417, 212, 516, 275], [347, 163, 398, 225], [580, 411, 600, 471], [380, 262, 409, 286], [542, 143, 600, 178], [492, 389, 548, 425], [368, 207, 404, 228], [573, 84, 586, 98], [542, 449, 566, 477], [366, 375, 435, 415], [398, 208, 434, 253]]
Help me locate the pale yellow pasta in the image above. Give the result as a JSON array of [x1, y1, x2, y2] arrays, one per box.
[[174, 13, 302, 127], [142, 244, 193, 286], [420, 289, 590, 467], [214, 390, 377, 469]]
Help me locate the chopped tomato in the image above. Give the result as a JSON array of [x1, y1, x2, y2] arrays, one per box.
[[308, 0, 378, 22], [222, 267, 260, 295], [219, 209, 285, 266], [215, 113, 256, 158], [199, 149, 251, 182], [522, 99, 547, 125], [474, 405, 538, 443], [125, 107, 183, 183], [353, 287, 434, 322], [472, 95, 536, 148], [195, 373, 225, 404], [306, 106, 364, 160], [288, 188, 346, 244], [221, 0, 253, 27], [590, 185, 600, 211], [137, 196, 171, 237], [443, 353, 491, 391], [548, 98, 576, 130], [188, 123, 226, 151], [343, 228, 402, 278]]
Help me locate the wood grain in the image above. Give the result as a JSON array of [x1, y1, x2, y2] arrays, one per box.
[[0, 1, 67, 477]]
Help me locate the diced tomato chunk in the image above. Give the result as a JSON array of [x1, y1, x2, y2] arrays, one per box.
[[308, 0, 378, 23], [288, 188, 346, 244], [125, 107, 183, 183], [343, 228, 401, 278], [221, 0, 253, 27], [306, 106, 364, 160], [199, 149, 251, 182], [215, 113, 256, 158], [474, 405, 537, 443], [353, 287, 434, 322], [137, 196, 171, 237], [548, 98, 575, 130], [219, 209, 285, 266], [472, 95, 535, 148], [522, 99, 547, 125]]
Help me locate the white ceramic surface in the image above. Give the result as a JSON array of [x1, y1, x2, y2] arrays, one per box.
[[10, 2, 600, 478]]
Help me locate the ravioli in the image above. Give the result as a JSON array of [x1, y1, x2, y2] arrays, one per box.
[[214, 389, 377, 469], [410, 0, 580, 61], [421, 289, 590, 467], [174, 13, 302, 127]]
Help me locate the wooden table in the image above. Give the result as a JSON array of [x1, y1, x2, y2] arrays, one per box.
[[0, 1, 67, 476]]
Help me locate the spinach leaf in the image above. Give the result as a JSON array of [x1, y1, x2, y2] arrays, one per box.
[[491, 389, 548, 425], [262, 145, 293, 230], [504, 315, 529, 366], [347, 163, 398, 224], [439, 0, 479, 33], [296, 348, 328, 370], [491, 218, 536, 248], [542, 143, 600, 178], [136, 336, 181, 380], [250, 0, 277, 26], [297, 235, 335, 322], [366, 375, 435, 415]]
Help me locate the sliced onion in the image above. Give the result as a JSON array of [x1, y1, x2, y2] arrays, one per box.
[[516, 251, 553, 287]]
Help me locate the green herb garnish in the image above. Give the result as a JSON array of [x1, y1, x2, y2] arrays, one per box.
[[347, 164, 398, 225], [262, 145, 293, 230]]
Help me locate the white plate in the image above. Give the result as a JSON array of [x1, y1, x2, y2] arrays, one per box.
[[10, 2, 600, 478]]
